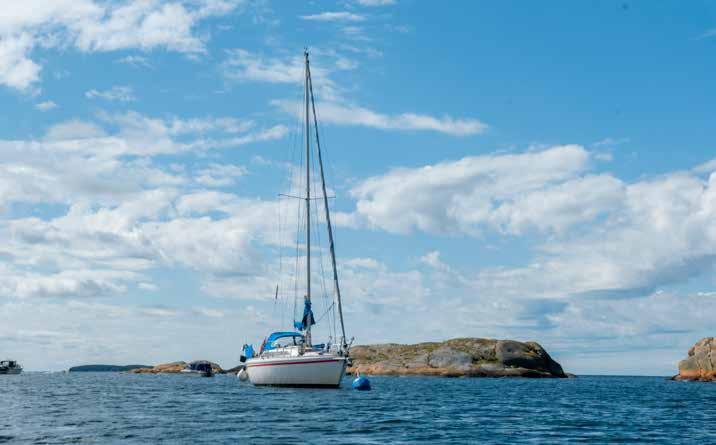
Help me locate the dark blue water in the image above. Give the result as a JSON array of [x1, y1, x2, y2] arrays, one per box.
[[1, 373, 715, 444]]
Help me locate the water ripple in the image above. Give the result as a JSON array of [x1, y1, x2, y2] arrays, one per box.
[[1, 374, 715, 443]]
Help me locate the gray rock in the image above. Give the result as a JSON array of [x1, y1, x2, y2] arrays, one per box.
[[348, 337, 568, 378], [404, 353, 429, 369], [674, 337, 716, 382], [429, 347, 472, 370]]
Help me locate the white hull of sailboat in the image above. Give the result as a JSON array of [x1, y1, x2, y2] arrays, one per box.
[[246, 354, 347, 387]]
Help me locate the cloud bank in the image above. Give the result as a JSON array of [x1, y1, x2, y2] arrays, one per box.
[[0, 0, 243, 91]]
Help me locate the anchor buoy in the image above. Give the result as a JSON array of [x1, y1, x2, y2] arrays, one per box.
[[352, 373, 371, 391]]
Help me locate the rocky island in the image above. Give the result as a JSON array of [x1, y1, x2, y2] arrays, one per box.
[[673, 337, 715, 382], [129, 361, 225, 374], [347, 338, 568, 378]]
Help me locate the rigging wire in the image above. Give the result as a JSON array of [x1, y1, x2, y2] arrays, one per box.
[[305, 63, 339, 341], [308, 72, 340, 343], [315, 301, 335, 324], [277, 74, 306, 332], [292, 91, 306, 329], [278, 82, 304, 331], [310, 130, 334, 340], [273, 74, 305, 332]]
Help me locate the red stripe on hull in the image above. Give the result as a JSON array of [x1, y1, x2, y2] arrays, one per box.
[[247, 359, 341, 368]]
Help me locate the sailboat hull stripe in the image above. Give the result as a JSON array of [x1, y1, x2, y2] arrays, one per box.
[[247, 359, 340, 368]]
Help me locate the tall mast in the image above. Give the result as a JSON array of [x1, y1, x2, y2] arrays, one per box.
[[304, 50, 312, 346], [306, 64, 347, 350]]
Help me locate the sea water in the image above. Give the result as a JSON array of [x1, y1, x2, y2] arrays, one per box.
[[1, 373, 714, 443]]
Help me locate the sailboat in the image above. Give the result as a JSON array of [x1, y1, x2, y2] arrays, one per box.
[[243, 50, 351, 387]]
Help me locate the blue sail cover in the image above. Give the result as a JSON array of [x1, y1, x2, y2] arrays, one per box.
[[242, 344, 255, 359], [296, 300, 315, 331], [263, 331, 304, 351]]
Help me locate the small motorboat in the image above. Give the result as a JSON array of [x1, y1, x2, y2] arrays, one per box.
[[0, 360, 22, 375], [180, 361, 214, 377]]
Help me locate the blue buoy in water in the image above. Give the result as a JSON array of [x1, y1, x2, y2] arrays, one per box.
[[352, 373, 371, 391]]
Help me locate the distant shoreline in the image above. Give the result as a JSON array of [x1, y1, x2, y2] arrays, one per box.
[[68, 365, 152, 373]]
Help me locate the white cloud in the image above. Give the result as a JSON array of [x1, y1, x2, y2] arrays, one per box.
[[96, 111, 287, 156], [356, 151, 716, 311], [699, 28, 716, 39], [0, 111, 286, 211], [593, 137, 629, 147], [340, 25, 371, 41], [332, 211, 364, 229], [224, 49, 484, 136], [517, 170, 716, 300], [195, 163, 247, 187], [300, 12, 365, 22], [345, 145, 597, 234], [223, 49, 326, 84], [335, 57, 359, 70], [694, 157, 716, 174], [337, 254, 716, 375], [192, 307, 225, 318], [342, 146, 716, 307], [325, 254, 714, 375], [168, 116, 254, 135], [5, 269, 138, 299], [174, 190, 236, 215], [420, 251, 450, 272], [340, 44, 383, 58], [0, 299, 267, 370], [343, 257, 383, 269], [211, 124, 289, 148], [0, 32, 41, 91], [489, 174, 624, 234], [138, 282, 158, 291], [274, 99, 487, 136], [538, 290, 716, 374], [3, 246, 714, 374], [35, 100, 58, 111], [86, 85, 137, 102], [222, 48, 347, 101], [43, 119, 106, 140], [0, 0, 244, 91], [2, 114, 715, 380], [115, 55, 153, 68], [71, 2, 204, 53], [0, 182, 283, 302], [314, 102, 485, 136]]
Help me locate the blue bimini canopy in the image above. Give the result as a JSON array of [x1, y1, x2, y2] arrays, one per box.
[[263, 331, 304, 351]]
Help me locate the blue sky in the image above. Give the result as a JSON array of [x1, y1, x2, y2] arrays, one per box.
[[1, 0, 716, 375]]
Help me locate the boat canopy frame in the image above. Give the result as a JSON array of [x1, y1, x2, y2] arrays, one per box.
[[264, 331, 304, 350]]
